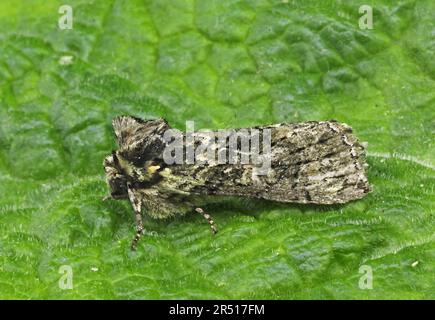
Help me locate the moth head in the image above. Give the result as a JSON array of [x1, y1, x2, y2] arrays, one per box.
[[103, 152, 128, 199], [112, 116, 170, 165], [104, 116, 170, 198]]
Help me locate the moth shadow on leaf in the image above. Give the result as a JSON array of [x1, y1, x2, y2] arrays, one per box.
[[159, 196, 349, 230]]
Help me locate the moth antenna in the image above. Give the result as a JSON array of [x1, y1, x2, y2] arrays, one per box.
[[127, 185, 145, 250], [195, 208, 218, 235]]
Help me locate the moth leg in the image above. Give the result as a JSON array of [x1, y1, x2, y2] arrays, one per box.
[[195, 208, 218, 235], [127, 186, 145, 250]]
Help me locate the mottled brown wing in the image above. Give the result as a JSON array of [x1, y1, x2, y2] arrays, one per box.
[[155, 121, 371, 205]]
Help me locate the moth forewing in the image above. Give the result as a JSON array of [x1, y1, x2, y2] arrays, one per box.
[[155, 120, 370, 204]]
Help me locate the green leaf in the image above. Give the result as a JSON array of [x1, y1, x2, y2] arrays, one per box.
[[0, 0, 434, 299]]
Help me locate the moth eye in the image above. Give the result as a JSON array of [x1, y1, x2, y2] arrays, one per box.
[[107, 173, 128, 198]]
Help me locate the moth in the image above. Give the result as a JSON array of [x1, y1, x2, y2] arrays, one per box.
[[104, 116, 371, 249]]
